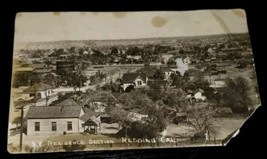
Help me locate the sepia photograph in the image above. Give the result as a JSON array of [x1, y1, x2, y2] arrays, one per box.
[[8, 10, 261, 153]]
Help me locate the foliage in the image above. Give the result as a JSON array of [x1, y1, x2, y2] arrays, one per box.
[[221, 77, 253, 113], [114, 105, 166, 139], [186, 104, 216, 136], [101, 81, 123, 93], [152, 69, 165, 80], [57, 70, 87, 89], [117, 91, 153, 110], [113, 91, 167, 138], [42, 73, 57, 87], [84, 91, 116, 109], [146, 83, 163, 101], [49, 92, 79, 106], [161, 87, 187, 112], [90, 71, 106, 85], [12, 72, 41, 87]]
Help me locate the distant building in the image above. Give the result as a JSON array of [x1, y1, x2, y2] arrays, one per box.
[[183, 57, 191, 64], [194, 89, 207, 102], [56, 60, 75, 72], [126, 55, 142, 60], [160, 67, 174, 79], [31, 63, 53, 75], [22, 83, 54, 101], [210, 79, 226, 88], [121, 73, 148, 91], [186, 89, 207, 102]]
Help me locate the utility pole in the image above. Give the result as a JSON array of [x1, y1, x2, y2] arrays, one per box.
[[34, 83, 37, 106], [19, 105, 24, 152]]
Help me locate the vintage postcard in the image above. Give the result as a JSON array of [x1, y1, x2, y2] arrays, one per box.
[[8, 10, 261, 153]]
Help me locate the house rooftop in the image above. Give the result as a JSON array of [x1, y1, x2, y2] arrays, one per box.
[[26, 106, 83, 119], [80, 107, 100, 122], [122, 73, 147, 83], [23, 83, 53, 93]]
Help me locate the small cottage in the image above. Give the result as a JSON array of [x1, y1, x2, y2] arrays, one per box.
[[22, 83, 54, 101], [121, 73, 148, 91]]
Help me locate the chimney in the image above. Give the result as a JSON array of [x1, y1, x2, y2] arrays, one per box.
[[60, 106, 64, 114]]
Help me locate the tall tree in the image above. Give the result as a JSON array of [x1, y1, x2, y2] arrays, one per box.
[[161, 88, 187, 113], [152, 69, 165, 80], [186, 105, 215, 135], [221, 77, 253, 113]]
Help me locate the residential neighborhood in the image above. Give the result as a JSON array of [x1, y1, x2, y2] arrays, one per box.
[[8, 32, 260, 153], [8, 11, 260, 153]]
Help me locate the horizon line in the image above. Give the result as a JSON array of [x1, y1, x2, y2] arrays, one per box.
[[16, 32, 249, 44]]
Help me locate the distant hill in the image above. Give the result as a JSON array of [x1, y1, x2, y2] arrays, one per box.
[[14, 33, 249, 51]]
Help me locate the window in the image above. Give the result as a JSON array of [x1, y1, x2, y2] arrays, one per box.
[[137, 81, 142, 86], [35, 122, 40, 131], [52, 122, 57, 131], [67, 121, 72, 131]]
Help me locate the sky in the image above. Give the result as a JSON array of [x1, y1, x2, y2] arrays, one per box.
[[14, 9, 248, 42]]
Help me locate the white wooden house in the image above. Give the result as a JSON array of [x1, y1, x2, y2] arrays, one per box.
[[22, 83, 54, 101], [121, 73, 148, 91], [26, 106, 101, 135]]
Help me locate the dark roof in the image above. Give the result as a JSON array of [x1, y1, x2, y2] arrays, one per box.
[[80, 107, 99, 122], [55, 98, 80, 107], [26, 106, 83, 119], [122, 73, 147, 83], [82, 116, 100, 126], [23, 83, 53, 93]]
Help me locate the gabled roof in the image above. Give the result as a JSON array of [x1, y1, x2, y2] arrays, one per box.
[[122, 73, 147, 83], [82, 116, 101, 126], [23, 83, 53, 93], [80, 107, 100, 122], [55, 98, 80, 107], [26, 106, 83, 119]]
